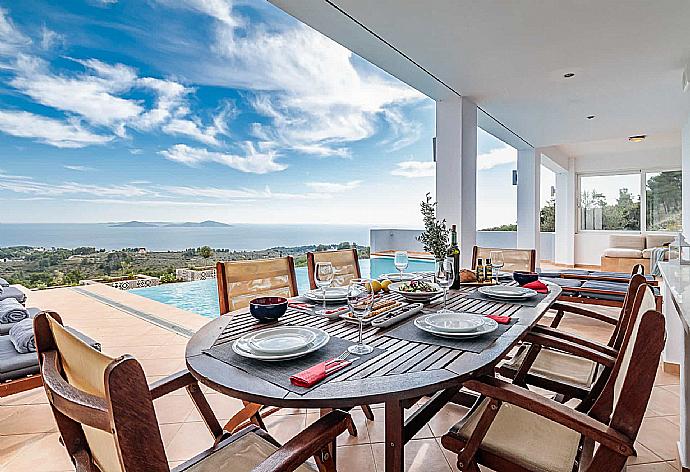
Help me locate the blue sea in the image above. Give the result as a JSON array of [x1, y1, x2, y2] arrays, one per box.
[[0, 223, 371, 251]]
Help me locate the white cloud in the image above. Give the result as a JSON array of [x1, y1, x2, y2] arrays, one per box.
[[159, 143, 286, 174], [380, 108, 422, 151], [0, 173, 326, 204], [40, 27, 63, 50], [477, 146, 517, 171], [163, 2, 426, 157], [0, 174, 153, 198], [63, 165, 95, 172], [0, 110, 112, 148], [162, 118, 220, 146], [10, 55, 143, 128], [391, 160, 435, 178], [305, 180, 362, 193], [0, 7, 31, 56]]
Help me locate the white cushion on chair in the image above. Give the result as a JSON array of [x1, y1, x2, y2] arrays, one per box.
[[502, 347, 598, 389], [180, 431, 316, 472], [449, 398, 581, 472], [603, 248, 643, 259], [608, 234, 645, 250]]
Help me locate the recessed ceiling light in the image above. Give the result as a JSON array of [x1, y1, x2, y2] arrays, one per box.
[[628, 134, 646, 142], [586, 115, 595, 119], [564, 72, 575, 78]]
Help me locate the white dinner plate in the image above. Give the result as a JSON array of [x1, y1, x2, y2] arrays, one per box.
[[478, 286, 537, 300], [414, 316, 499, 339], [233, 326, 330, 361], [247, 326, 317, 355], [304, 287, 348, 303], [422, 312, 485, 333], [380, 272, 417, 282]]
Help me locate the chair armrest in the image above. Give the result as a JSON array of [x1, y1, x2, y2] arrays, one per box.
[[252, 410, 353, 472], [531, 325, 619, 358], [149, 370, 196, 399], [464, 376, 635, 456], [523, 332, 616, 368], [149, 369, 225, 441], [550, 302, 619, 325]]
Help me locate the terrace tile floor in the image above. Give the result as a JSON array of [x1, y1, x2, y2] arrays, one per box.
[[0, 284, 681, 471]]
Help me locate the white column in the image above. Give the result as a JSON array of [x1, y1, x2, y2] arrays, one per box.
[[681, 118, 690, 238], [435, 96, 477, 267], [554, 157, 576, 266], [517, 148, 541, 260]]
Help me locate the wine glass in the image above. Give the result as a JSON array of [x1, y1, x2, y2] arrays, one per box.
[[490, 251, 505, 282], [347, 278, 375, 355], [314, 262, 334, 314], [435, 258, 454, 313], [394, 251, 409, 281]]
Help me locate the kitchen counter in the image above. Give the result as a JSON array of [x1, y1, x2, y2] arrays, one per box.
[[658, 262, 689, 471]]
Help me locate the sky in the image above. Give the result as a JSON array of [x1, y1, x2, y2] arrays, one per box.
[[0, 0, 534, 229]]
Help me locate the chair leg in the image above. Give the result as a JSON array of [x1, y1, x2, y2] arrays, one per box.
[[360, 404, 375, 421]]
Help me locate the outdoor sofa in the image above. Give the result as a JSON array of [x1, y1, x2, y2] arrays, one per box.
[[0, 310, 101, 397], [600, 234, 674, 273]]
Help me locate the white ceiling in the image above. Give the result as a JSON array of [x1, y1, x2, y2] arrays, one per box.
[[269, 0, 690, 152]]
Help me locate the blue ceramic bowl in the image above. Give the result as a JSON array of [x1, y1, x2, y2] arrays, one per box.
[[249, 296, 288, 322], [513, 271, 539, 286]]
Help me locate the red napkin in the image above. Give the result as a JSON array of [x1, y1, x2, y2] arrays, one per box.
[[290, 359, 351, 388], [523, 280, 548, 294], [486, 315, 512, 324]]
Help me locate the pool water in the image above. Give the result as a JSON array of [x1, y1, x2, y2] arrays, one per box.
[[130, 257, 435, 318]]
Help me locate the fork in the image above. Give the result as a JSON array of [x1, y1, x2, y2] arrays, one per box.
[[327, 350, 350, 365]]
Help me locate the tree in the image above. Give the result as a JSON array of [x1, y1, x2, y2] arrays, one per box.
[[199, 246, 213, 259], [646, 171, 682, 230], [540, 197, 555, 232]]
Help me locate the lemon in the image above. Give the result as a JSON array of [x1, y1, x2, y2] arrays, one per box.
[[370, 280, 382, 293], [380, 279, 392, 292]]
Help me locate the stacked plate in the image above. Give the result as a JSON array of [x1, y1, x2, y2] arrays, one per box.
[[477, 285, 537, 301], [304, 287, 348, 304], [389, 281, 443, 303], [232, 326, 330, 361], [415, 312, 498, 339]]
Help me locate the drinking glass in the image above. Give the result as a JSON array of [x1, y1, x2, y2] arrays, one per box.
[[394, 251, 409, 281], [314, 262, 335, 314], [347, 278, 375, 355], [435, 258, 454, 313], [490, 251, 505, 281]]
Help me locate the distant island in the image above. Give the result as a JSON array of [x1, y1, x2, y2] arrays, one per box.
[[110, 220, 231, 228], [110, 221, 158, 228], [164, 220, 232, 228]]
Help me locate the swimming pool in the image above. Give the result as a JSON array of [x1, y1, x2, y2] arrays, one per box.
[[130, 256, 435, 318]]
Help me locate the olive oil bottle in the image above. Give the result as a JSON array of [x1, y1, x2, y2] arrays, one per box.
[[476, 258, 484, 283], [485, 258, 493, 283], [449, 225, 460, 288]]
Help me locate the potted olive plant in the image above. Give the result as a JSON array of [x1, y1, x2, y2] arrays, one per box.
[[416, 193, 450, 261]]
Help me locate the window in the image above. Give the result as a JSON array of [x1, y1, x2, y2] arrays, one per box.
[[646, 171, 682, 231], [579, 170, 681, 232], [580, 174, 640, 231]]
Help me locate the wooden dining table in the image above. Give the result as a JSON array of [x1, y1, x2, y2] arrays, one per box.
[[185, 283, 562, 472]]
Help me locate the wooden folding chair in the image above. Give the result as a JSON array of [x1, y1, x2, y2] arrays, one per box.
[[216, 257, 299, 314], [497, 275, 655, 403], [34, 311, 352, 472], [471, 246, 536, 272], [306, 249, 361, 290], [442, 305, 666, 471]]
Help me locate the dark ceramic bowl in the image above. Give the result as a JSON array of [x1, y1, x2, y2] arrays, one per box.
[[249, 296, 288, 322], [513, 271, 539, 286]]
